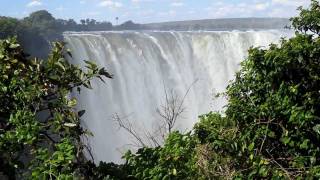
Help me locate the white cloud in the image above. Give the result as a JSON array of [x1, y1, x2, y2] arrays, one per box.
[[271, 0, 309, 6], [268, 8, 286, 17], [56, 6, 65, 11], [26, 0, 42, 7], [131, 0, 154, 3], [206, 3, 250, 18], [131, 5, 141, 9], [255, 3, 269, 10], [158, 10, 176, 17], [205, 1, 298, 18], [99, 0, 123, 8], [80, 0, 86, 4], [86, 11, 102, 16], [171, 2, 184, 7], [188, 10, 195, 14], [138, 9, 155, 16]]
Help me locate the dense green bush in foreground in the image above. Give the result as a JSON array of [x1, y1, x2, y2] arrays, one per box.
[[1, 0, 320, 179], [0, 38, 112, 179]]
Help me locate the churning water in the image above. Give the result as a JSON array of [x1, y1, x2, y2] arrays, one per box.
[[64, 30, 292, 163]]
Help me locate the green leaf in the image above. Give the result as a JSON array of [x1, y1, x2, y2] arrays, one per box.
[[249, 154, 254, 160], [299, 139, 309, 149], [313, 124, 320, 134], [248, 142, 255, 151], [56, 61, 66, 71], [9, 43, 20, 49], [281, 137, 291, 145], [172, 168, 177, 176], [67, 98, 77, 107], [64, 123, 77, 127]]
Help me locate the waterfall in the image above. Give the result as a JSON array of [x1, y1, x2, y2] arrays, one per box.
[[64, 30, 292, 163]]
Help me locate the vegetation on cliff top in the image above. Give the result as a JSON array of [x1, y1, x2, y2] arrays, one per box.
[[0, 10, 141, 58]]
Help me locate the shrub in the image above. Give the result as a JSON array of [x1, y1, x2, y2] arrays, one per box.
[[0, 37, 112, 179]]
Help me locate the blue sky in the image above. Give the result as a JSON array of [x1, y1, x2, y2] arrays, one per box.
[[0, 0, 310, 24]]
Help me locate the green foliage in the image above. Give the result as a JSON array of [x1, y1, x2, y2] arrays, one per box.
[[31, 139, 75, 179], [291, 0, 320, 34], [118, 1, 320, 179], [21, 10, 57, 38], [0, 17, 19, 38], [123, 131, 199, 180], [193, 113, 238, 179], [0, 37, 112, 179]]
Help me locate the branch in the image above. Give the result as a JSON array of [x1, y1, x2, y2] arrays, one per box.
[[40, 131, 57, 144], [266, 150, 293, 180], [157, 79, 198, 134], [113, 114, 147, 147]]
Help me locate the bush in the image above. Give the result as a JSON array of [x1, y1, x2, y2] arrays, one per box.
[[0, 37, 112, 179]]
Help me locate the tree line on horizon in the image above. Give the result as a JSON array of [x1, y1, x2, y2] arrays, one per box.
[[0, 10, 142, 58]]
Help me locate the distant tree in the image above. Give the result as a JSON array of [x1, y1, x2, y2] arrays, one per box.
[[0, 10, 122, 57], [90, 19, 97, 26], [22, 10, 57, 37], [0, 17, 19, 39], [99, 21, 113, 30], [80, 19, 86, 26], [117, 20, 141, 30], [85, 18, 90, 25], [115, 17, 119, 25]]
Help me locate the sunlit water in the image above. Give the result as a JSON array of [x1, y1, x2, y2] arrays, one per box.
[[64, 30, 292, 163]]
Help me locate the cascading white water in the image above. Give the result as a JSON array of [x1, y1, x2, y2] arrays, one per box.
[[64, 30, 292, 163]]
